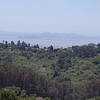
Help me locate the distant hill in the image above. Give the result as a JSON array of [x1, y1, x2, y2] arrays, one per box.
[[0, 31, 100, 47]]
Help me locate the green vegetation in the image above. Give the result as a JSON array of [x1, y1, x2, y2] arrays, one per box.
[[86, 96, 100, 100], [0, 87, 51, 100], [0, 41, 100, 100]]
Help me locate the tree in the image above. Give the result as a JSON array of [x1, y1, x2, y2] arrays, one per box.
[[11, 41, 15, 46], [57, 57, 72, 70], [27, 43, 30, 47], [97, 43, 100, 53], [44, 97, 51, 100], [48, 45, 53, 52], [72, 45, 97, 58], [0, 88, 17, 100], [17, 40, 21, 48], [10, 41, 15, 51], [34, 44, 39, 48], [21, 41, 27, 50], [5, 41, 8, 48]]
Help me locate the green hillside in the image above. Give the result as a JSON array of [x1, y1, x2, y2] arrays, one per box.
[[0, 41, 100, 100]]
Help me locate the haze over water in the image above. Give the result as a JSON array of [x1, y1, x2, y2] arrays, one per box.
[[0, 32, 100, 48]]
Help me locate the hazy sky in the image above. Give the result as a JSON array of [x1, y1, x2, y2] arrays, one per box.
[[0, 0, 100, 36]]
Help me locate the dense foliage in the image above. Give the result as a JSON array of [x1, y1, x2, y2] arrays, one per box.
[[0, 87, 51, 100], [86, 96, 100, 100], [0, 41, 100, 100]]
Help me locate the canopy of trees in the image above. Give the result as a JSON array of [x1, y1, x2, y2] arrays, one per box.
[[0, 41, 100, 100]]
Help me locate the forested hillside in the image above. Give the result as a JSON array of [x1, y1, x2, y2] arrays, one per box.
[[0, 40, 100, 100]]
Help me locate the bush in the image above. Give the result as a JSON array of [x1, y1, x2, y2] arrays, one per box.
[[0, 88, 17, 100]]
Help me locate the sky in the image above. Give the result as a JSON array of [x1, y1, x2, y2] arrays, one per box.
[[0, 0, 100, 36]]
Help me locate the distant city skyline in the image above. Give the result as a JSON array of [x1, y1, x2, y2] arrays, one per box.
[[0, 0, 100, 36]]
